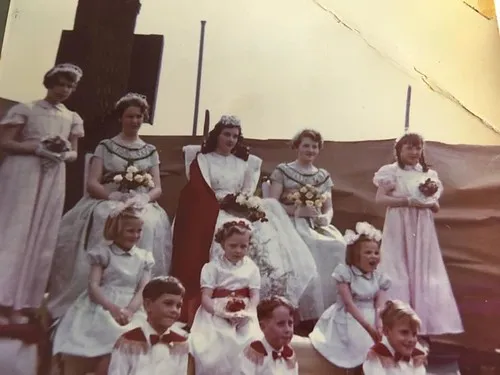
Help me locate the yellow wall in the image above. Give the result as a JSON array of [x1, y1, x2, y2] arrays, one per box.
[[1, 0, 500, 144]]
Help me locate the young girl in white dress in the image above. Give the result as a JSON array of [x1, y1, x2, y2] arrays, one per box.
[[190, 219, 262, 375], [309, 222, 391, 373], [363, 300, 427, 375], [373, 133, 463, 336], [0, 63, 83, 324], [52, 203, 154, 375]]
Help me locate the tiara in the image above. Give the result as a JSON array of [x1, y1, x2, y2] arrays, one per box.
[[220, 115, 241, 127], [115, 92, 148, 108], [47, 63, 83, 81], [344, 222, 382, 245]]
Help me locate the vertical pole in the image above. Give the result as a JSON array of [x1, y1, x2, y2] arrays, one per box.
[[192, 20, 207, 136], [203, 109, 210, 137], [404, 85, 412, 133]]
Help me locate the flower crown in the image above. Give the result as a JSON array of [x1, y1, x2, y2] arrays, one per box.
[[47, 63, 83, 82], [343, 222, 382, 245], [215, 219, 253, 243], [115, 92, 148, 108], [219, 115, 241, 127]]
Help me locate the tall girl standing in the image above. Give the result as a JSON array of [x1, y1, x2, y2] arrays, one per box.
[[0, 63, 84, 325], [373, 133, 463, 336]]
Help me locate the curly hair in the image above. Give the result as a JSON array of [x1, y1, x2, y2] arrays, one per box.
[[394, 133, 429, 172], [257, 296, 296, 322], [291, 129, 324, 149], [380, 299, 421, 333], [345, 234, 381, 266], [214, 220, 252, 244], [201, 121, 250, 161], [114, 96, 150, 122], [103, 207, 143, 242]]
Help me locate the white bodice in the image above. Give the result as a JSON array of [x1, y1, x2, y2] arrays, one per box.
[[205, 153, 248, 200]]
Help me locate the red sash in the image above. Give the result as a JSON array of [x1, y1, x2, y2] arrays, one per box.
[[170, 157, 219, 324], [212, 287, 250, 299]]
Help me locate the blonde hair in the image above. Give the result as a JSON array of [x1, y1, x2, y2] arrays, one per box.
[[103, 207, 143, 241], [380, 300, 421, 333]]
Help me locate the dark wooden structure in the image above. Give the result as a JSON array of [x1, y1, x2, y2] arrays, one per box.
[[54, 0, 164, 210]]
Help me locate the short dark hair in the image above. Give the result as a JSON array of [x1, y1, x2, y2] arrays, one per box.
[[115, 97, 150, 122], [257, 296, 295, 322], [43, 71, 79, 89], [142, 276, 185, 301]]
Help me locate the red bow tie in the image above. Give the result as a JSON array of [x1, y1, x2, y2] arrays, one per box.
[[150, 333, 175, 346], [272, 346, 293, 361], [394, 352, 411, 362]]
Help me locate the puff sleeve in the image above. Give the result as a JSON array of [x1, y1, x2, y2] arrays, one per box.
[[93, 141, 107, 160], [70, 111, 85, 138], [269, 164, 285, 184], [373, 164, 398, 191], [200, 262, 217, 289], [376, 272, 391, 291], [332, 263, 352, 283], [248, 260, 261, 290], [143, 251, 155, 272], [0, 103, 30, 126], [87, 246, 111, 267]]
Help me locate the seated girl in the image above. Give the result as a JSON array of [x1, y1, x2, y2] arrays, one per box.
[[47, 93, 172, 320], [309, 222, 391, 373], [190, 219, 262, 375], [52, 203, 154, 375]]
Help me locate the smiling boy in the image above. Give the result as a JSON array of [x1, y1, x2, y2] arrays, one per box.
[[108, 276, 192, 375]]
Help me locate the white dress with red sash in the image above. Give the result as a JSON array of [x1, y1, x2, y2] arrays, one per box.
[[190, 254, 262, 375]]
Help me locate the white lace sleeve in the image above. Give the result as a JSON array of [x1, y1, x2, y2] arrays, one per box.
[[373, 164, 397, 191], [242, 155, 262, 195], [182, 145, 202, 179]]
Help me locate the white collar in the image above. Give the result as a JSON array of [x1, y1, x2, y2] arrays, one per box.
[[403, 163, 423, 172], [261, 337, 283, 354], [110, 243, 137, 256], [219, 254, 245, 268], [350, 265, 373, 280], [37, 99, 65, 111]]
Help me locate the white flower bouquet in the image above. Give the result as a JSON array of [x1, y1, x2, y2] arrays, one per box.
[[287, 184, 327, 210], [220, 192, 268, 223], [112, 165, 155, 193]]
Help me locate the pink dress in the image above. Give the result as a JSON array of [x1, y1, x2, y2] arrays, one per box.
[[373, 163, 463, 335], [0, 100, 84, 310]]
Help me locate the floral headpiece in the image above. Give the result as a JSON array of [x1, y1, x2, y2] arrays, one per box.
[[46, 63, 83, 82], [108, 197, 146, 218], [221, 219, 253, 232], [344, 222, 382, 246], [219, 115, 241, 127], [115, 92, 148, 108]]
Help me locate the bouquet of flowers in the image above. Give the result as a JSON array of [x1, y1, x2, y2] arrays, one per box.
[[220, 192, 268, 223], [418, 178, 439, 198], [226, 298, 246, 313], [41, 136, 70, 154], [112, 165, 155, 193], [287, 184, 327, 209]]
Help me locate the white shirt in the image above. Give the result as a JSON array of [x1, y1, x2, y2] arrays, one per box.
[[362, 337, 426, 375], [240, 337, 299, 375], [108, 322, 190, 375]]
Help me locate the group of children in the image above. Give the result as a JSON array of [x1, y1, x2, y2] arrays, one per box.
[[50, 194, 429, 374]]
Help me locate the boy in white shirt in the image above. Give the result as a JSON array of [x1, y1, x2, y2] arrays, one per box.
[[240, 296, 298, 375], [108, 276, 192, 375], [363, 300, 427, 375]]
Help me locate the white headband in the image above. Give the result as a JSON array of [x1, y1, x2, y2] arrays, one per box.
[[343, 222, 382, 245], [115, 92, 148, 108], [46, 63, 83, 82]]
